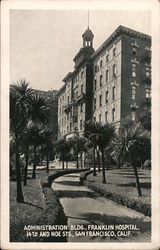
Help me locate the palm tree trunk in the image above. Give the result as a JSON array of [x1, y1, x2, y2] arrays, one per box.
[[24, 149, 29, 186], [76, 151, 79, 169], [80, 153, 83, 169], [96, 148, 101, 172], [32, 146, 37, 179], [93, 145, 96, 176], [84, 152, 86, 168], [132, 163, 142, 197], [15, 136, 24, 203], [62, 158, 64, 170], [101, 148, 106, 184], [10, 150, 13, 178], [46, 151, 49, 174]]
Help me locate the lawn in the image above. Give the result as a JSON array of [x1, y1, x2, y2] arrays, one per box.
[[87, 167, 151, 204], [10, 167, 86, 242], [10, 169, 66, 242]]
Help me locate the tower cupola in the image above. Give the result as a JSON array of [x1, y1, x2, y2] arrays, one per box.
[[82, 27, 94, 47]]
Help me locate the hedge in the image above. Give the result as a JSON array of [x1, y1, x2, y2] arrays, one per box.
[[79, 170, 93, 185], [41, 168, 90, 188], [84, 180, 151, 217], [37, 187, 68, 242]]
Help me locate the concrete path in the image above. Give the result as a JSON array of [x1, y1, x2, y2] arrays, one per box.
[[52, 172, 151, 242]]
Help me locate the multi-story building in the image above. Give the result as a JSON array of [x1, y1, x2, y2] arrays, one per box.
[[57, 25, 151, 139]]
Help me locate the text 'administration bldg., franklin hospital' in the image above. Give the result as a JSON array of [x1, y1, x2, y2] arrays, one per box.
[[57, 25, 151, 140]]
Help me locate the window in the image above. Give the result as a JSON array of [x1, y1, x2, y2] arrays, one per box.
[[81, 71, 84, 78], [99, 94, 102, 107], [112, 86, 116, 100], [94, 79, 97, 91], [80, 102, 83, 112], [146, 67, 151, 78], [106, 54, 109, 62], [100, 60, 103, 68], [94, 98, 96, 111], [99, 114, 102, 123], [100, 75, 103, 87], [70, 122, 72, 132], [80, 119, 83, 130], [132, 64, 136, 77], [105, 111, 108, 122], [76, 91, 78, 98], [113, 64, 116, 78], [105, 90, 109, 103], [81, 84, 83, 94], [132, 86, 136, 100], [113, 47, 116, 57], [132, 111, 136, 121], [94, 65, 97, 73], [93, 116, 96, 123], [106, 69, 109, 82], [67, 126, 69, 132], [112, 108, 115, 122], [132, 47, 137, 56], [146, 88, 151, 98]]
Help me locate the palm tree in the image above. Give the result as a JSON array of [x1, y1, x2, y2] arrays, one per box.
[[56, 139, 71, 170], [22, 125, 32, 186], [85, 121, 100, 176], [10, 79, 34, 203], [71, 135, 86, 169], [28, 95, 49, 178], [27, 122, 44, 179], [85, 121, 115, 182], [41, 128, 53, 174], [30, 94, 49, 124], [114, 118, 147, 196], [96, 123, 115, 183], [139, 99, 151, 132], [96, 146, 101, 172]]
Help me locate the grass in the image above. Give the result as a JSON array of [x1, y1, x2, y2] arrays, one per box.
[[10, 169, 67, 242], [10, 167, 90, 242], [84, 167, 151, 216]]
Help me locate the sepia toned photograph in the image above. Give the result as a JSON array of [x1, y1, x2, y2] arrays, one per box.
[[1, 0, 160, 249]]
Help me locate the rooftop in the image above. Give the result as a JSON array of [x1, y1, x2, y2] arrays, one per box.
[[92, 25, 151, 59]]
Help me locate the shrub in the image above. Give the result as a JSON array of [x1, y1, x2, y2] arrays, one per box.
[[84, 180, 151, 217]]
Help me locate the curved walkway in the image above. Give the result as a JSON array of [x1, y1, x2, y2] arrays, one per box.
[[52, 172, 151, 242]]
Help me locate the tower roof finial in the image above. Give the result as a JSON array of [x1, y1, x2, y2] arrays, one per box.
[[88, 10, 89, 29]]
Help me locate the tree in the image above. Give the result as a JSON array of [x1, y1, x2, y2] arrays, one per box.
[[30, 94, 49, 124], [56, 139, 71, 170], [22, 125, 32, 186], [114, 118, 149, 196], [41, 128, 53, 174], [85, 121, 115, 182], [28, 95, 49, 178], [27, 122, 44, 179], [71, 134, 86, 169], [96, 123, 115, 183], [139, 99, 151, 132], [85, 121, 100, 176], [10, 79, 34, 203]]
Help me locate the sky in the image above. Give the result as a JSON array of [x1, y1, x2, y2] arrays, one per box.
[[10, 9, 151, 91]]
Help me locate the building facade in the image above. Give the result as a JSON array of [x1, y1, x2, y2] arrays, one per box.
[[57, 25, 151, 139]]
